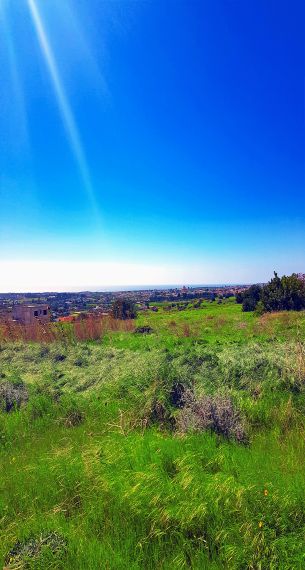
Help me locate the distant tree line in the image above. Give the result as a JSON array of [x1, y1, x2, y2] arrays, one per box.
[[236, 272, 305, 313], [150, 292, 216, 302]]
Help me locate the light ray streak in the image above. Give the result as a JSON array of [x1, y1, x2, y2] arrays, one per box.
[[0, 2, 29, 151], [27, 0, 99, 219], [59, 0, 108, 98]]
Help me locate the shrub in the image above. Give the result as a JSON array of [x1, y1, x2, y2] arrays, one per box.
[[134, 326, 154, 334], [5, 532, 67, 567], [169, 382, 187, 408], [254, 300, 265, 316], [176, 393, 248, 443], [64, 409, 84, 427], [73, 357, 87, 367], [0, 380, 28, 412], [235, 291, 244, 304], [54, 353, 66, 362], [59, 395, 85, 428], [261, 271, 305, 312], [242, 285, 262, 312]]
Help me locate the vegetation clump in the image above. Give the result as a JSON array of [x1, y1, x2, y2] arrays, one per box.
[[5, 532, 67, 568], [239, 284, 262, 312], [53, 353, 66, 362], [134, 325, 154, 334], [63, 408, 84, 428], [111, 298, 137, 320], [262, 271, 305, 312], [0, 379, 28, 412], [237, 272, 305, 313], [176, 392, 248, 443]]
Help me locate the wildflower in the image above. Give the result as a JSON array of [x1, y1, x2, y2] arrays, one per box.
[[264, 489, 268, 496], [258, 521, 263, 528]]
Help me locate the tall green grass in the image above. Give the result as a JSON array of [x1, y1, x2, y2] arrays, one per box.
[[0, 306, 304, 568], [0, 392, 304, 568]]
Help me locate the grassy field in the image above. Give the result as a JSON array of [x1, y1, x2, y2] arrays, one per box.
[[0, 300, 304, 569]]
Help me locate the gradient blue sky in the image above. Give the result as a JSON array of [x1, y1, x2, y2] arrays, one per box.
[[0, 0, 304, 291]]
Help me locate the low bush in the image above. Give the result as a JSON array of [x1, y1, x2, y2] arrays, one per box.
[[54, 353, 66, 362], [64, 409, 84, 428], [176, 393, 248, 443], [58, 395, 85, 428], [134, 326, 154, 334], [5, 532, 67, 568], [0, 379, 28, 412]]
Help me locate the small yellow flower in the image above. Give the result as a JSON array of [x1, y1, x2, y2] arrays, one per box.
[[258, 521, 263, 528], [264, 489, 268, 496]]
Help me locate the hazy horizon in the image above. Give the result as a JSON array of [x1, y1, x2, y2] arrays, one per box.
[[0, 259, 294, 293], [0, 283, 254, 295]]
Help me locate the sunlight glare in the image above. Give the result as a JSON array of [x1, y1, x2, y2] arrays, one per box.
[[0, 2, 29, 151], [27, 0, 100, 221]]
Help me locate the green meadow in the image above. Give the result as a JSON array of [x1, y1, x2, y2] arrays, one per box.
[[1, 300, 304, 569]]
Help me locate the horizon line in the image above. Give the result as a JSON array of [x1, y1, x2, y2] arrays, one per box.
[[0, 282, 256, 295]]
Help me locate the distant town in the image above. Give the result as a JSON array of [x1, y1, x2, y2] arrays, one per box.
[[0, 285, 250, 323]]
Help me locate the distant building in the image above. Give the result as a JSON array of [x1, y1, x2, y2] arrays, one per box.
[[12, 304, 50, 325]]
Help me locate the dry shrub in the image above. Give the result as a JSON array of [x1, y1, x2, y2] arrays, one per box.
[[254, 311, 296, 338], [0, 380, 28, 412], [295, 341, 305, 388], [106, 316, 134, 333], [0, 315, 135, 344], [74, 317, 102, 341], [253, 315, 273, 335], [182, 324, 191, 337], [282, 341, 305, 392], [5, 532, 67, 567], [214, 316, 228, 331], [64, 409, 84, 428], [0, 320, 62, 343], [236, 322, 247, 330], [280, 312, 293, 327], [122, 319, 135, 332], [176, 392, 247, 443], [149, 401, 168, 425]]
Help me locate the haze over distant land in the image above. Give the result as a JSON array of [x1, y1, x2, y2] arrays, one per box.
[[0, 1, 304, 291], [0, 259, 301, 293]]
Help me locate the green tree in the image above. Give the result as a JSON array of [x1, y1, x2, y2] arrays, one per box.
[[235, 291, 244, 304], [242, 285, 262, 312], [111, 298, 137, 320], [261, 272, 305, 312]]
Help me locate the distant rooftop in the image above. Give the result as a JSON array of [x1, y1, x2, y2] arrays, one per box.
[[17, 303, 49, 308]]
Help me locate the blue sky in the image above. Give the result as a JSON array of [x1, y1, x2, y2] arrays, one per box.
[[0, 0, 304, 291]]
